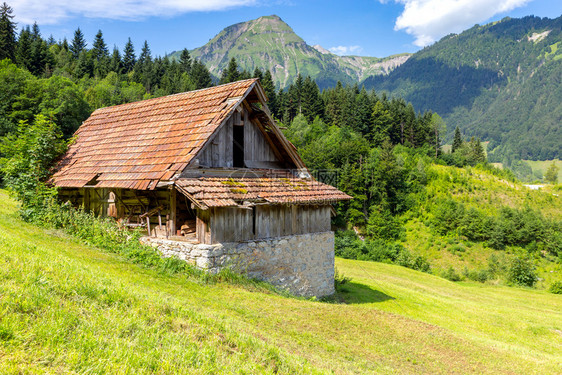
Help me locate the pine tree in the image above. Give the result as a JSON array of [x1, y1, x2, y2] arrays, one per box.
[[29, 22, 50, 76], [134, 40, 154, 92], [473, 137, 485, 163], [354, 87, 372, 136], [122, 38, 135, 73], [137, 40, 151, 65], [16, 26, 32, 70], [70, 27, 87, 59], [74, 50, 93, 78], [324, 81, 346, 127], [370, 100, 392, 146], [109, 45, 122, 73], [220, 57, 240, 84], [452, 126, 462, 153], [92, 30, 109, 77], [92, 30, 109, 60], [179, 48, 191, 74], [252, 67, 263, 81], [301, 76, 323, 122], [261, 70, 277, 115], [0, 2, 17, 62], [190, 60, 213, 89]]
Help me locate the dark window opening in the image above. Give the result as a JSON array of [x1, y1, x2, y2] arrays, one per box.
[[176, 194, 197, 238], [233, 124, 244, 168]]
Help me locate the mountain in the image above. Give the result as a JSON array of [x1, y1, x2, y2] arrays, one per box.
[[170, 15, 410, 89], [363, 15, 562, 161]]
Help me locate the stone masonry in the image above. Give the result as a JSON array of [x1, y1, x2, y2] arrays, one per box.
[[142, 232, 335, 297]]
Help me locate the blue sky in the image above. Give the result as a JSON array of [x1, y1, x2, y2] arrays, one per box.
[[9, 0, 562, 58]]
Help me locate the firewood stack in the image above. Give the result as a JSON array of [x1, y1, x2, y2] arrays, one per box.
[[180, 220, 196, 236]]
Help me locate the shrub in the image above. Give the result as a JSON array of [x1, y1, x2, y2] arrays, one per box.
[[366, 206, 402, 240], [334, 267, 351, 292], [334, 231, 430, 273], [506, 257, 537, 287], [450, 244, 466, 253], [549, 281, 562, 294], [442, 267, 462, 281], [464, 268, 491, 283], [411, 255, 431, 272]]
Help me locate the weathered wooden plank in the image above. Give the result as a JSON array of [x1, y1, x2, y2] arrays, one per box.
[[225, 117, 233, 168], [293, 206, 299, 234], [283, 205, 291, 236], [169, 188, 176, 237]]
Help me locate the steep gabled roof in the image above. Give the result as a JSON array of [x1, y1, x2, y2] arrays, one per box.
[[51, 79, 264, 190]]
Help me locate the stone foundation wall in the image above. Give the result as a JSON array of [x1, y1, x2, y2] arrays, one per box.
[[142, 232, 335, 297]]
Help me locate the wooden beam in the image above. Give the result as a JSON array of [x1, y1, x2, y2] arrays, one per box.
[[169, 187, 177, 237], [139, 205, 164, 219]]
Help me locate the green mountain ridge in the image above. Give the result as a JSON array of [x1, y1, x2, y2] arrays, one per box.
[[170, 15, 411, 89], [363, 15, 562, 161]]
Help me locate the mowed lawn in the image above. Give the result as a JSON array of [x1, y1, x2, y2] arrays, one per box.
[[0, 191, 560, 374]]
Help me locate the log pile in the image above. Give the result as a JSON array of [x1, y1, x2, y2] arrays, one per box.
[[180, 220, 196, 236]]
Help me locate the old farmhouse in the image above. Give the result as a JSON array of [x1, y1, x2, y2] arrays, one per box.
[[50, 79, 351, 297]]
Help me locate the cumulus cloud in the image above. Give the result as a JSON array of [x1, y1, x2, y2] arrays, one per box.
[[385, 0, 531, 46], [328, 45, 363, 55], [10, 0, 256, 25]]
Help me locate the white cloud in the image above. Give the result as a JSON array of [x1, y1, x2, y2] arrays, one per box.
[[384, 0, 532, 46], [328, 45, 363, 55], [10, 0, 256, 25]]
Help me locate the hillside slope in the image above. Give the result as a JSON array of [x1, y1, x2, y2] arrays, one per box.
[[364, 15, 562, 160], [0, 190, 561, 374], [170, 15, 410, 89], [397, 164, 562, 283]]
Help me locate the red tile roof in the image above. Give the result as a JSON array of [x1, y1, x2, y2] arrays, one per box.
[[175, 174, 352, 209], [51, 79, 260, 189]]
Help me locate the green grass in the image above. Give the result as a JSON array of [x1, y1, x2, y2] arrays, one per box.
[[523, 159, 562, 182], [1, 190, 561, 374]]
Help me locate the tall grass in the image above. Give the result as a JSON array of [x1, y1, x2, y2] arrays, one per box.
[[18, 187, 285, 295]]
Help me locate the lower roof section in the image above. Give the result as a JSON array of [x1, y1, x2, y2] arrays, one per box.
[[174, 171, 351, 210]]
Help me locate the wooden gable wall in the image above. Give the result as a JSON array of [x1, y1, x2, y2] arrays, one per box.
[[197, 103, 281, 168]]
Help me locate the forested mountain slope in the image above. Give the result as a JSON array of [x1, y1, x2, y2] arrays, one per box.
[[364, 15, 562, 161], [170, 15, 410, 89]]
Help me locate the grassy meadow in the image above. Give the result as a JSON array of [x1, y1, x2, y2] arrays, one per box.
[[0, 190, 561, 374], [524, 159, 562, 182]]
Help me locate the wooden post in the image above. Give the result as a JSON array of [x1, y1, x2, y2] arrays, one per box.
[[146, 216, 151, 237], [83, 188, 90, 211], [169, 187, 176, 237]]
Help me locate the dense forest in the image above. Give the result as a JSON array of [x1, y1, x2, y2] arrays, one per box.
[[1, 3, 560, 284], [364, 15, 562, 162]]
